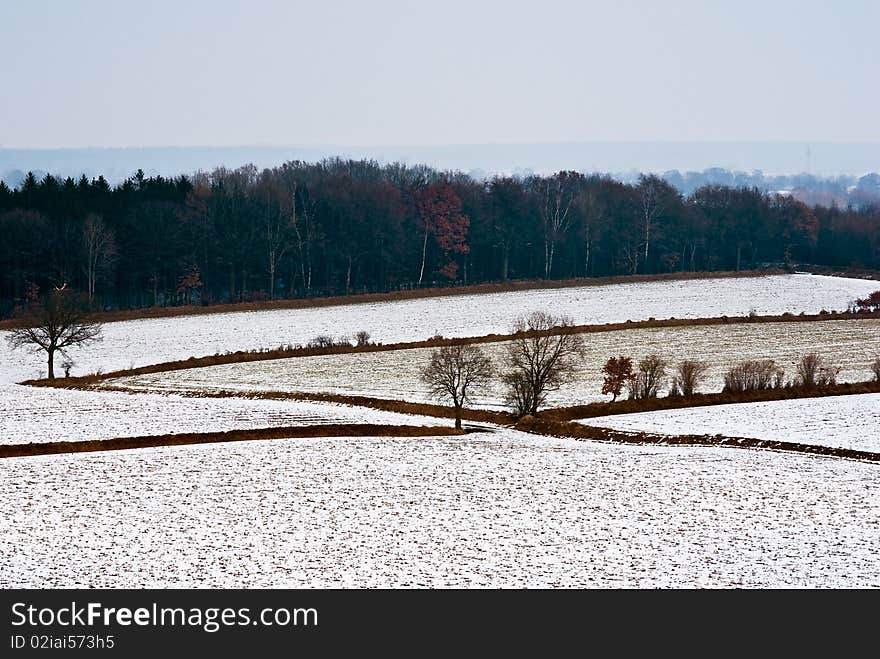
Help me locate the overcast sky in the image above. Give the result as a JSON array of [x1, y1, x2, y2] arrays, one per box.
[[2, 0, 878, 149]]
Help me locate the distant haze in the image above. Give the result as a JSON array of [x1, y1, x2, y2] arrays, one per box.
[[1, 1, 878, 153], [1, 143, 879, 184]]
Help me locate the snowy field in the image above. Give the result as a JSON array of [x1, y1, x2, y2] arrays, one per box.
[[0, 387, 442, 445], [0, 274, 873, 384], [112, 318, 880, 409], [580, 394, 880, 454], [1, 273, 871, 444], [1, 430, 877, 588]]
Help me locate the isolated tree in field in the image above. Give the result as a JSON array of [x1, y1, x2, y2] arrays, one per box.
[[420, 344, 493, 430], [674, 359, 709, 396], [6, 289, 102, 379], [602, 355, 633, 401], [503, 311, 585, 416], [81, 213, 116, 307], [627, 354, 668, 400]]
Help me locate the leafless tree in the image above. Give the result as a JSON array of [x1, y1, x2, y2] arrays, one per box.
[[7, 290, 102, 379], [872, 355, 880, 382], [637, 175, 667, 271], [537, 173, 579, 278], [263, 188, 294, 300], [420, 344, 493, 430], [627, 354, 668, 399], [82, 213, 116, 307], [503, 311, 585, 416], [354, 330, 371, 347], [674, 359, 709, 396]]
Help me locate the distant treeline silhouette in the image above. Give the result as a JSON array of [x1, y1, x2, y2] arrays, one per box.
[[0, 158, 878, 316]]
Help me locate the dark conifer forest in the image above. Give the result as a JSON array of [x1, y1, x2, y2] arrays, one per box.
[[1, 158, 878, 317]]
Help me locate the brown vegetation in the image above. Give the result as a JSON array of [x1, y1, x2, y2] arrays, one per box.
[[0, 423, 465, 458], [541, 379, 880, 422], [513, 416, 880, 463]]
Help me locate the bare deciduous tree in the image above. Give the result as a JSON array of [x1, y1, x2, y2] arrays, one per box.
[[263, 188, 294, 300], [674, 359, 709, 397], [420, 344, 493, 430], [354, 330, 371, 347], [7, 290, 102, 379], [627, 354, 668, 399], [537, 173, 580, 279], [82, 213, 116, 307], [503, 311, 585, 416]]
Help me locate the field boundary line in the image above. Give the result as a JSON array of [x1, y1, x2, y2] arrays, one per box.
[[0, 423, 467, 458], [19, 310, 880, 388]]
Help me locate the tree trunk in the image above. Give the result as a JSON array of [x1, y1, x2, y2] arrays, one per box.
[[47, 349, 55, 379], [454, 408, 462, 431], [736, 244, 742, 271], [418, 229, 428, 286], [501, 246, 509, 281], [584, 238, 591, 277], [269, 260, 276, 300], [544, 237, 551, 279], [346, 255, 353, 294]]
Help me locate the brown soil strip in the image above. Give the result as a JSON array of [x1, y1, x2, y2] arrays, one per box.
[[0, 269, 791, 330], [21, 310, 880, 389], [0, 423, 465, 458], [72, 384, 880, 462], [513, 417, 880, 463], [540, 380, 880, 422]]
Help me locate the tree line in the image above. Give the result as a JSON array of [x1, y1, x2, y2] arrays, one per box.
[[1, 158, 878, 318]]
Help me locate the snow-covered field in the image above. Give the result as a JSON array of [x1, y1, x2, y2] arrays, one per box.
[[580, 394, 880, 454], [0, 387, 442, 445], [112, 318, 880, 410], [1, 430, 877, 588], [2, 274, 871, 443], [0, 274, 873, 384]]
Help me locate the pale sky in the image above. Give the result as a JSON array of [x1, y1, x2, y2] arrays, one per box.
[[1, 0, 878, 148]]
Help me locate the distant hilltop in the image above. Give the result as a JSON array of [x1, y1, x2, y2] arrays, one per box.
[[1, 142, 879, 204]]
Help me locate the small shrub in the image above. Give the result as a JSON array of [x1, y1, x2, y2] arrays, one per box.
[[627, 354, 667, 400], [871, 356, 880, 382], [308, 334, 336, 348], [796, 353, 839, 388], [674, 359, 709, 397], [723, 359, 782, 393]]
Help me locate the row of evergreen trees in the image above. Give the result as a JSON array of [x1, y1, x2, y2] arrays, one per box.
[[0, 158, 877, 316]]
